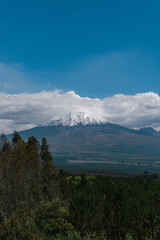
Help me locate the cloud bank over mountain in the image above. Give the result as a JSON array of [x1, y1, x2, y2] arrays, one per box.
[[0, 90, 160, 134]]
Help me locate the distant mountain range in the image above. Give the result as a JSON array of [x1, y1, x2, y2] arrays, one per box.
[[8, 112, 160, 174]]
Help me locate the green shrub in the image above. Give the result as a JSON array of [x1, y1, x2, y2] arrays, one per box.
[[35, 199, 74, 237]]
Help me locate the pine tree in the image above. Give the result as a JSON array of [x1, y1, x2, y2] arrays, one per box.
[[40, 137, 54, 174], [26, 136, 41, 215], [40, 137, 57, 200]]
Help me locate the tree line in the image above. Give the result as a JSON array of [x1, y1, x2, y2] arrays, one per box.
[[1, 132, 160, 239]]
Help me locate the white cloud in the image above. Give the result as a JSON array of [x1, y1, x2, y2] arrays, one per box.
[[1, 90, 160, 134]]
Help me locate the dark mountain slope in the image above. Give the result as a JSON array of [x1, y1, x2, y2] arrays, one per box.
[[7, 123, 160, 173]]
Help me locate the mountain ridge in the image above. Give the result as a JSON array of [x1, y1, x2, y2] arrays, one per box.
[[7, 117, 160, 174]]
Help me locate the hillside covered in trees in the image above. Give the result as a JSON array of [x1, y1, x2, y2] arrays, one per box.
[[1, 133, 160, 239]]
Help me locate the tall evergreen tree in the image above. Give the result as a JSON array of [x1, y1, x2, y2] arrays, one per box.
[[25, 136, 41, 215], [40, 137, 54, 173], [40, 137, 57, 200]]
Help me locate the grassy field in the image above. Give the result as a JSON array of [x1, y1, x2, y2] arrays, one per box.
[[53, 152, 160, 175]]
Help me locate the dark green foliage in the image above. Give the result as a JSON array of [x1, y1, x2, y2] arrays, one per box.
[[0, 214, 42, 240], [41, 137, 54, 172], [35, 199, 74, 237], [40, 137, 60, 201], [1, 133, 160, 239]]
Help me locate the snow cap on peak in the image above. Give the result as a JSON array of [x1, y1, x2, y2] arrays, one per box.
[[43, 112, 102, 127]]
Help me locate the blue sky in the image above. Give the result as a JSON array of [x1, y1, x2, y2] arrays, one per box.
[[1, 0, 160, 97]]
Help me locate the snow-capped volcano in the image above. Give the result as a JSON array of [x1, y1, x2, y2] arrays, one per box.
[[42, 112, 102, 127]]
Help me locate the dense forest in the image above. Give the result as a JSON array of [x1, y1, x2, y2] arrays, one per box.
[[1, 133, 160, 239]]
